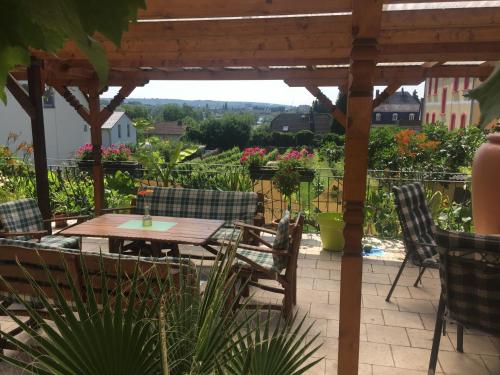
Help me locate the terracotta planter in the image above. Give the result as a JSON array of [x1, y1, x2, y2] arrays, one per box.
[[472, 131, 500, 234]]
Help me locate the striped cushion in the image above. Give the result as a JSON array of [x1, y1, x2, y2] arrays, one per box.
[[236, 248, 281, 273], [0, 199, 44, 240], [393, 183, 438, 266], [135, 187, 258, 226], [436, 230, 500, 335], [272, 211, 290, 270]]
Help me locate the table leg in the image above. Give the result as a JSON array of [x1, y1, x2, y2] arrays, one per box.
[[108, 238, 121, 254]]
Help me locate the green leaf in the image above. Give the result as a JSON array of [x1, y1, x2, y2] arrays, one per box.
[[466, 61, 500, 128], [0, 45, 29, 103]]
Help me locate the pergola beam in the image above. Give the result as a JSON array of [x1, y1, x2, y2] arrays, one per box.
[[338, 0, 384, 373], [98, 84, 137, 125], [304, 85, 346, 128]]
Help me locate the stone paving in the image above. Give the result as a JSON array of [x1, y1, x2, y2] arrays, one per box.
[[1, 234, 499, 374]]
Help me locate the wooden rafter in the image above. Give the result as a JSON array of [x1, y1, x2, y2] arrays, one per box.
[[372, 82, 401, 109], [6, 74, 35, 119], [304, 85, 346, 128], [52, 85, 91, 123]]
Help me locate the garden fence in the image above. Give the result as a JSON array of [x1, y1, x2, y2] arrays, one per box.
[[1, 161, 472, 238]]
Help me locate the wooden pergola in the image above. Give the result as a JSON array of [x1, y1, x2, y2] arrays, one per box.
[[7, 1, 500, 373]]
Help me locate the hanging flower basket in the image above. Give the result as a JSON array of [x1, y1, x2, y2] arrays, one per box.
[[77, 160, 143, 177], [248, 166, 315, 182]]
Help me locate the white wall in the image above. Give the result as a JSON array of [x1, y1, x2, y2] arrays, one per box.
[[0, 87, 91, 163], [106, 116, 136, 147]]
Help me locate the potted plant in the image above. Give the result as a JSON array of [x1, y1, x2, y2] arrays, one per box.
[[317, 212, 344, 252], [76, 144, 141, 176], [241, 147, 268, 180]]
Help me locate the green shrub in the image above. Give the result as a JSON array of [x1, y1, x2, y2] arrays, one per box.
[[295, 130, 315, 146]]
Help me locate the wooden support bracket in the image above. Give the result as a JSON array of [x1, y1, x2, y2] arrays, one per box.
[[372, 82, 401, 109], [98, 84, 138, 126], [53, 85, 91, 123], [6, 74, 36, 119], [305, 85, 347, 128]]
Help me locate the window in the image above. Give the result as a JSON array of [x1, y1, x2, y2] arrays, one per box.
[[127, 123, 130, 137], [375, 113, 381, 121], [464, 77, 470, 90], [42, 87, 55, 108], [118, 124, 122, 138], [427, 78, 433, 95], [392, 113, 398, 121], [433, 78, 439, 95], [282, 126, 288, 132], [431, 113, 436, 123], [453, 78, 459, 92], [425, 113, 429, 123], [409, 113, 415, 121], [441, 88, 447, 114], [450, 113, 456, 130], [83, 124, 88, 132], [460, 113, 467, 128]]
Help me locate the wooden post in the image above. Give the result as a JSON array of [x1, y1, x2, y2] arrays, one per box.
[[27, 58, 51, 228], [88, 86, 105, 215], [337, 1, 383, 374]]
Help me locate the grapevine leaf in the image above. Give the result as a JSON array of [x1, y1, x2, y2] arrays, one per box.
[[465, 62, 500, 129]]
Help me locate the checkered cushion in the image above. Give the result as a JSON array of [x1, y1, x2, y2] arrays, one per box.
[[236, 248, 281, 273], [272, 211, 290, 270], [40, 235, 80, 249], [211, 227, 242, 242], [0, 199, 44, 240], [393, 183, 438, 266], [435, 230, 500, 336], [135, 187, 258, 226], [0, 237, 77, 251]]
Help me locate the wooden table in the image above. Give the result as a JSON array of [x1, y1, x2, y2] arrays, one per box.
[[59, 214, 225, 257]]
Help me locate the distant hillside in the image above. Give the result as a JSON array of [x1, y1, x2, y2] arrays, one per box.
[[116, 98, 295, 110]]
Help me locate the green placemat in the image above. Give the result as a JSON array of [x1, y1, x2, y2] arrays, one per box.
[[118, 219, 177, 232]]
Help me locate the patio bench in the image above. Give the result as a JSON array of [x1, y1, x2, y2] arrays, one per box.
[[0, 198, 87, 250], [0, 238, 197, 353], [107, 187, 264, 254]]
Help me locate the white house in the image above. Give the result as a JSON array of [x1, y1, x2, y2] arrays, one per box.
[[0, 87, 90, 163], [101, 111, 136, 147], [0, 87, 136, 163]]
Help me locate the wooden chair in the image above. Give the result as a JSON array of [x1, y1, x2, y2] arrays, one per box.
[[229, 212, 304, 319], [429, 230, 500, 374], [386, 183, 440, 302], [0, 244, 80, 353], [0, 198, 87, 249]]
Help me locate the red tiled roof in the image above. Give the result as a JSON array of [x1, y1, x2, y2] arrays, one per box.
[[146, 121, 186, 136]]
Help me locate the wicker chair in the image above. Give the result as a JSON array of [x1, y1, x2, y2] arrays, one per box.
[[386, 183, 440, 302], [429, 230, 500, 374]]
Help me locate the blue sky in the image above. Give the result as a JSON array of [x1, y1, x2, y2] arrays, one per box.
[[102, 81, 425, 106]]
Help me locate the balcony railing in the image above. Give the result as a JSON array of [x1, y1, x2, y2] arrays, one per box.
[[0, 161, 472, 238]]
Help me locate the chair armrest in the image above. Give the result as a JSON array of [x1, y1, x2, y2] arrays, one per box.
[[44, 215, 89, 223], [0, 230, 47, 239], [408, 239, 437, 248], [101, 206, 136, 213], [222, 241, 291, 257], [233, 221, 277, 235]]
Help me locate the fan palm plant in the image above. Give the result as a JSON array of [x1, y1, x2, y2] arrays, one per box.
[[0, 241, 322, 375]]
